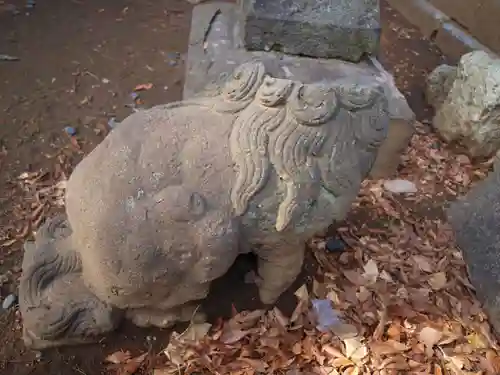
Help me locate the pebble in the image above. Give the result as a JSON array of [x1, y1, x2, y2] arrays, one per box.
[[383, 179, 417, 194], [108, 117, 118, 129], [64, 126, 77, 136], [325, 237, 347, 253], [2, 293, 17, 310], [166, 52, 180, 66]]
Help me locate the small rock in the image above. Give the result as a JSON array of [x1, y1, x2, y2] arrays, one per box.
[[108, 117, 119, 129], [166, 52, 180, 67], [2, 293, 17, 309], [325, 237, 347, 253], [0, 54, 19, 61], [383, 179, 417, 194], [64, 126, 77, 136]]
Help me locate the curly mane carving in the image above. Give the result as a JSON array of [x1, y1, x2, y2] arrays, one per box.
[[216, 63, 388, 231], [216, 62, 388, 231]]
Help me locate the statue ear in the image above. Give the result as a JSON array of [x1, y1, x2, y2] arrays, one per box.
[[152, 186, 207, 222]]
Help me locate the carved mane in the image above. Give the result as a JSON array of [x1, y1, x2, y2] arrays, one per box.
[[212, 62, 389, 231]]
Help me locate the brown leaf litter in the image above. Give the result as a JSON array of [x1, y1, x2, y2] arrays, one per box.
[[0, 154, 70, 250]]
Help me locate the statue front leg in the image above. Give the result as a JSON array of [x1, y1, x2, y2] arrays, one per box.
[[254, 243, 305, 305], [126, 302, 207, 328]]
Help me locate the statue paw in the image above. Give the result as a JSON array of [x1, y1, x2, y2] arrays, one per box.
[[19, 238, 121, 350], [126, 303, 206, 328], [20, 274, 121, 350]]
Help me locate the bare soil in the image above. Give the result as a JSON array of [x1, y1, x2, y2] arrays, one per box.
[[0, 1, 446, 374]]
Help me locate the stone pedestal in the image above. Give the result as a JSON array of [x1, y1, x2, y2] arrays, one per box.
[[240, 0, 381, 62], [183, 3, 415, 178]]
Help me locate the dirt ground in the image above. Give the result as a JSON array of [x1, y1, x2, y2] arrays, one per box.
[[0, 1, 447, 374]]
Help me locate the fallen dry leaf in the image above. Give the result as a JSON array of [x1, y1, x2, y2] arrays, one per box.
[[343, 337, 368, 363], [466, 331, 489, 350], [119, 353, 147, 375], [163, 334, 184, 366], [413, 255, 433, 273], [152, 369, 174, 375], [362, 259, 379, 285], [294, 284, 309, 301], [179, 322, 212, 341], [370, 340, 409, 356], [105, 350, 131, 364], [419, 327, 443, 356], [134, 83, 153, 91], [428, 272, 447, 290], [220, 327, 250, 344]]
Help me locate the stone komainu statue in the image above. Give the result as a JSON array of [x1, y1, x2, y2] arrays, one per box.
[[19, 61, 389, 349]]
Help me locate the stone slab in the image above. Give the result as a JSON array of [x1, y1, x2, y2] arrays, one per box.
[[184, 2, 415, 178], [447, 158, 500, 336], [239, 0, 381, 62]]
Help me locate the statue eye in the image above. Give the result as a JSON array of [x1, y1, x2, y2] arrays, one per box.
[[189, 192, 206, 217]]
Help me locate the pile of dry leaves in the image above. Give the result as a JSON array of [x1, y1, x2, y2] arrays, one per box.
[[0, 154, 69, 249], [102, 123, 500, 375]]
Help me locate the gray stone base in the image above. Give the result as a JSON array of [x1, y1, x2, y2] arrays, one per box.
[[183, 3, 415, 179], [240, 0, 381, 62]]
